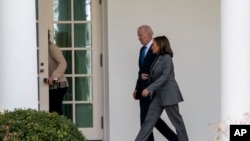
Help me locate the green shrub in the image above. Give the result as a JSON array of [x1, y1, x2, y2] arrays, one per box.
[[0, 109, 85, 141]]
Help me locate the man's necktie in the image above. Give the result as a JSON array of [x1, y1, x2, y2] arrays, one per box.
[[140, 46, 147, 65]]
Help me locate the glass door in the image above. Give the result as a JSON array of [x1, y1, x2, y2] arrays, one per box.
[[37, 0, 103, 140]]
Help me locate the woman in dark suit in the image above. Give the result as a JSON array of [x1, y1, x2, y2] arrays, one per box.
[[135, 36, 189, 141]]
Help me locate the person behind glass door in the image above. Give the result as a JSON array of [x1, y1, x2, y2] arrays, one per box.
[[44, 30, 69, 115], [132, 25, 177, 141], [135, 35, 189, 141]]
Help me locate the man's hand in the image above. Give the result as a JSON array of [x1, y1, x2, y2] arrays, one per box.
[[142, 89, 150, 97], [141, 73, 149, 80]]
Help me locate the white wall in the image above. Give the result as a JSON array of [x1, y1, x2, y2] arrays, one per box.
[[104, 0, 220, 140]]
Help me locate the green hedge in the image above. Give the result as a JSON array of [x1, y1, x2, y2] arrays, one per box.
[[0, 109, 85, 141]]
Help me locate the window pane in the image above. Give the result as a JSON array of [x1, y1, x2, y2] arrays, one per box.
[[75, 77, 92, 101], [53, 0, 71, 21], [54, 24, 72, 48], [62, 50, 72, 74], [74, 0, 91, 21], [75, 50, 92, 74], [62, 104, 73, 121], [74, 23, 91, 48], [75, 104, 93, 127], [64, 77, 72, 101]]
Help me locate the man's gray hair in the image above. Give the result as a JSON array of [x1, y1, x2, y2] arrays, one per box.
[[138, 25, 154, 35]]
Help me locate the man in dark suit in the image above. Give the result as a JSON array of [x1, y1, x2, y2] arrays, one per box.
[[132, 25, 178, 141]]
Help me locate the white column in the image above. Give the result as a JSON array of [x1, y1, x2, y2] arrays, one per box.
[[0, 0, 38, 111], [221, 0, 250, 140]]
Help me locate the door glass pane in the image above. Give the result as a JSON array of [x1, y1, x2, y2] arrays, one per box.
[[75, 104, 93, 127], [53, 0, 71, 21], [74, 0, 91, 21], [62, 104, 73, 120], [54, 24, 72, 48], [62, 50, 72, 74], [75, 77, 92, 101], [75, 50, 92, 74], [64, 77, 73, 101], [74, 23, 91, 47]]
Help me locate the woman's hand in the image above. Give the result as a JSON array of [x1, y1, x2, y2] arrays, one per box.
[[141, 73, 149, 80], [142, 89, 150, 97], [47, 76, 55, 85]]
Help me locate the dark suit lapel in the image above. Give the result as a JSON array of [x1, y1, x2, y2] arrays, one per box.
[[140, 46, 153, 68], [144, 47, 153, 63], [139, 47, 144, 68]]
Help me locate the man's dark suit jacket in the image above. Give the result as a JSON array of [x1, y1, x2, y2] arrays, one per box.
[[135, 46, 157, 99]]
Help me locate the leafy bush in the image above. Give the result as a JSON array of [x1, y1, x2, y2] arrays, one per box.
[[0, 109, 85, 141]]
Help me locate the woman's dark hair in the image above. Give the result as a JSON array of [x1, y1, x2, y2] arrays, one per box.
[[154, 35, 173, 57]]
